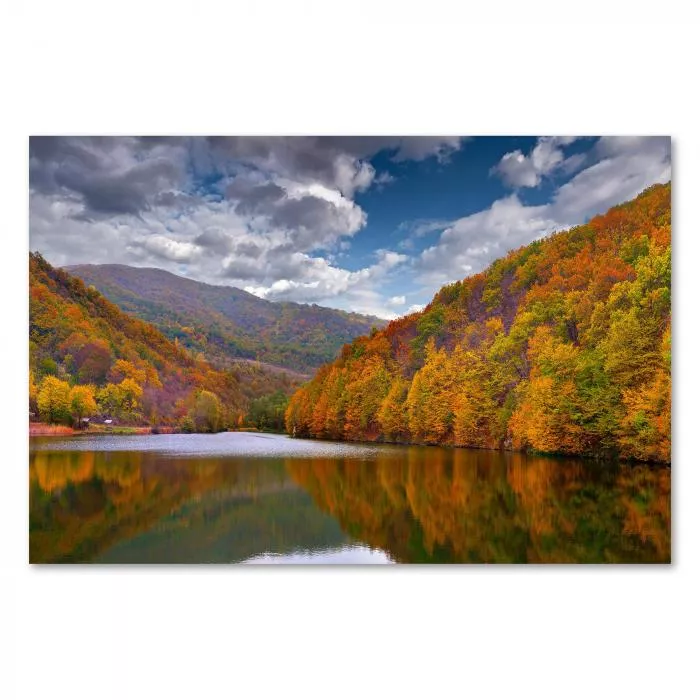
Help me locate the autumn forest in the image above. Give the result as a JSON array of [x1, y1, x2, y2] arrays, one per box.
[[29, 252, 301, 432], [29, 183, 671, 464], [28, 135, 672, 567], [285, 183, 671, 463]]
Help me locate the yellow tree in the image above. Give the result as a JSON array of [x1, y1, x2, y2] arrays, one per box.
[[508, 327, 585, 454], [96, 383, 122, 417], [452, 346, 499, 448], [617, 325, 671, 462], [69, 384, 98, 426], [320, 366, 348, 439], [96, 378, 143, 419], [118, 378, 143, 414], [406, 340, 458, 443], [378, 377, 409, 440], [109, 359, 147, 385], [37, 376, 71, 424], [343, 355, 391, 440]]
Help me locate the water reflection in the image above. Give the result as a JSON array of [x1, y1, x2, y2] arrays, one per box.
[[287, 449, 671, 563], [29, 435, 671, 564], [243, 546, 392, 565]]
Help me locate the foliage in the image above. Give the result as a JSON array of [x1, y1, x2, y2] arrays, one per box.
[[69, 384, 97, 426], [247, 390, 289, 432], [286, 183, 672, 462], [37, 376, 71, 424], [29, 445, 669, 564], [30, 253, 302, 428], [66, 263, 385, 374], [190, 390, 223, 433]]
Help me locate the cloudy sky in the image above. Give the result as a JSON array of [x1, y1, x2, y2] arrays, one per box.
[[29, 135, 671, 319]]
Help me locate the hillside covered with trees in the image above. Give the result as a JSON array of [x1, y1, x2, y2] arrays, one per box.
[[286, 183, 671, 463], [29, 253, 301, 430], [66, 264, 385, 373]]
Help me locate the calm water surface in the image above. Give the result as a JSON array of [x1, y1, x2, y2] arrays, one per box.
[[29, 432, 671, 564]]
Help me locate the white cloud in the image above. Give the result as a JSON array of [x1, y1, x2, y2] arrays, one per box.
[[390, 136, 465, 163], [136, 235, 201, 263], [491, 136, 582, 189], [31, 136, 461, 317], [388, 295, 406, 306], [416, 194, 559, 285], [241, 248, 408, 319], [29, 136, 670, 318], [374, 171, 395, 190], [416, 136, 670, 287], [549, 136, 671, 222]]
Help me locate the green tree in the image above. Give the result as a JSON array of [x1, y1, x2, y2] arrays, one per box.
[[29, 371, 39, 414], [192, 390, 223, 432], [248, 390, 289, 432]]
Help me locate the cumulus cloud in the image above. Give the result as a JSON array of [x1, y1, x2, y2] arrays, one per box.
[[243, 248, 408, 313], [202, 136, 464, 195], [491, 136, 583, 189], [416, 195, 559, 286], [416, 136, 670, 286], [29, 136, 188, 217], [30, 136, 463, 316], [135, 236, 201, 263], [29, 135, 669, 320]]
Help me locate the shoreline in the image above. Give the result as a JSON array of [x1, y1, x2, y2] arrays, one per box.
[[28, 422, 670, 466], [29, 422, 173, 437], [285, 432, 672, 467], [28, 423, 282, 437]]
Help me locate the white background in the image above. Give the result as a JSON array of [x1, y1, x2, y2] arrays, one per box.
[[1, 2, 699, 699]]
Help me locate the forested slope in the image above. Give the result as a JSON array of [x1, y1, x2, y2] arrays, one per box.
[[286, 183, 671, 463], [29, 253, 300, 428], [67, 264, 384, 373]]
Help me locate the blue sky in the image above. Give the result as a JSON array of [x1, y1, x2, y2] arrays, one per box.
[[29, 136, 671, 318]]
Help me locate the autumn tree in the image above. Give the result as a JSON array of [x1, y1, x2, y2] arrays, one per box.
[[75, 340, 113, 384], [37, 376, 71, 424], [108, 359, 147, 385], [118, 378, 143, 415], [451, 345, 499, 449], [378, 378, 410, 440], [343, 355, 391, 440], [406, 340, 458, 443], [96, 379, 143, 421], [69, 384, 98, 427]]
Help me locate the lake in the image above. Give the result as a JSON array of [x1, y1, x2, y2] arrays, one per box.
[[29, 432, 671, 564]]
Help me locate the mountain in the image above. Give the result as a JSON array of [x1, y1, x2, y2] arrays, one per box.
[[65, 264, 385, 373], [286, 183, 671, 463], [29, 253, 302, 427]]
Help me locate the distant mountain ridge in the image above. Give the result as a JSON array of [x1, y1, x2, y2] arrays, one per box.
[[66, 264, 385, 373]]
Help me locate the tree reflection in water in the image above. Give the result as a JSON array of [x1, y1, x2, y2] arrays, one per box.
[[30, 443, 670, 564], [286, 448, 670, 564]]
